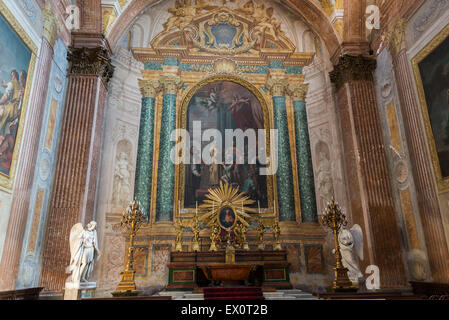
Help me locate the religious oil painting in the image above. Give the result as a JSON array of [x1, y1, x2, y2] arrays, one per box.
[[0, 12, 32, 177], [414, 30, 449, 192], [184, 80, 268, 208], [219, 206, 236, 230]]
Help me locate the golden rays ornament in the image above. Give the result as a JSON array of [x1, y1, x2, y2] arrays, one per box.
[[198, 181, 258, 230]]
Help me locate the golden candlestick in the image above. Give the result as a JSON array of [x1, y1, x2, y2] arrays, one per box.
[[113, 200, 148, 297], [320, 199, 353, 291]]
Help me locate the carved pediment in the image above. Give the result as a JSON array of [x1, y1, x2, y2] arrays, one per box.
[[150, 1, 296, 56]]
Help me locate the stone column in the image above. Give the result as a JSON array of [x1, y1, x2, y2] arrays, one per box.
[[387, 20, 449, 282], [330, 54, 407, 288], [0, 4, 57, 291], [134, 80, 161, 217], [266, 77, 295, 222], [155, 74, 183, 222], [40, 41, 114, 292], [287, 83, 318, 223]]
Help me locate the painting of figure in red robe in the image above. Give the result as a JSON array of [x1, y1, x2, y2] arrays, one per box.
[[185, 81, 268, 208]]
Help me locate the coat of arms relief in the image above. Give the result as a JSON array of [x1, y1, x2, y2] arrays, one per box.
[[152, 0, 295, 55]]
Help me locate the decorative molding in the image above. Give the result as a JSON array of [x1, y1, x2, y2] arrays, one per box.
[[287, 83, 309, 101], [138, 79, 161, 98], [159, 74, 183, 95], [329, 55, 377, 90], [42, 1, 58, 46], [386, 19, 407, 57], [266, 77, 289, 97], [68, 47, 115, 85]]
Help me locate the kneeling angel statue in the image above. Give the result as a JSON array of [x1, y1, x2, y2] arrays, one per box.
[[338, 224, 364, 285], [66, 221, 101, 283]]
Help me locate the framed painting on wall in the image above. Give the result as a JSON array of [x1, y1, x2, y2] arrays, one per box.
[[412, 23, 449, 193], [0, 2, 37, 191]]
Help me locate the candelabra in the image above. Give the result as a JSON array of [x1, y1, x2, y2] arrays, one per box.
[[113, 200, 148, 297], [320, 199, 353, 291]]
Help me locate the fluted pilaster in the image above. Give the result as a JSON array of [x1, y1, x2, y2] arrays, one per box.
[[330, 54, 407, 288], [40, 44, 114, 292], [388, 19, 449, 282]]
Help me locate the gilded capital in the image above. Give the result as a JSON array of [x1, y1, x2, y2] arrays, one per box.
[[138, 79, 161, 98], [287, 83, 309, 101], [329, 55, 376, 90], [266, 77, 289, 97], [43, 3, 58, 46], [160, 74, 183, 95], [68, 47, 115, 85], [386, 19, 407, 57]]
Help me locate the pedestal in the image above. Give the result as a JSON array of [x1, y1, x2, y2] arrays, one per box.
[[112, 270, 138, 297], [64, 282, 96, 300]]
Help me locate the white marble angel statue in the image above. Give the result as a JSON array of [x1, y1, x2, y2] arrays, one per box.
[[338, 224, 364, 284], [66, 221, 101, 283]]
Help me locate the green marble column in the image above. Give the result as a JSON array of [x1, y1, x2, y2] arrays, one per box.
[[267, 78, 296, 221], [156, 75, 183, 221], [134, 80, 160, 217], [288, 83, 318, 223]]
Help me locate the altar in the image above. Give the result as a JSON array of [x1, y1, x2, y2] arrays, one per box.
[[167, 250, 292, 290]]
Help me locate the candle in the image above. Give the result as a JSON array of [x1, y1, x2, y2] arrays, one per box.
[[196, 201, 198, 216], [258, 200, 261, 215]]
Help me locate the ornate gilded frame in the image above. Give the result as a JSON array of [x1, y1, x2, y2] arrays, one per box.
[[175, 74, 276, 217], [218, 205, 237, 232], [0, 1, 38, 192], [411, 21, 449, 194]]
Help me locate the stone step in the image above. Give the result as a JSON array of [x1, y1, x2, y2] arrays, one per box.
[[158, 291, 190, 297], [183, 293, 205, 299], [278, 289, 307, 295], [265, 296, 298, 300], [263, 292, 285, 297]]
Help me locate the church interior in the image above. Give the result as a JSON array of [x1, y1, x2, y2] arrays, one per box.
[[0, 0, 448, 301]]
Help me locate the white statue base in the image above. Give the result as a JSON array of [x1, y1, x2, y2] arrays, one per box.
[[64, 281, 96, 300]]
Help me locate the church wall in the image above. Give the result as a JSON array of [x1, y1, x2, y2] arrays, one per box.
[[94, 48, 142, 296], [374, 48, 431, 282], [371, 0, 449, 283], [15, 38, 69, 289], [0, 0, 71, 290]]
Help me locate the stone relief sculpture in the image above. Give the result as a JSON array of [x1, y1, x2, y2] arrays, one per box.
[[316, 141, 334, 211], [337, 224, 364, 284], [66, 221, 101, 283], [113, 151, 132, 207]]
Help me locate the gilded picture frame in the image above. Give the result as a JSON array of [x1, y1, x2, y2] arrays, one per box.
[[175, 74, 277, 218], [411, 22, 449, 194], [0, 1, 38, 192]]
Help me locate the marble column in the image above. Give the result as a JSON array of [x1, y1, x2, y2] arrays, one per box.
[[155, 74, 183, 222], [40, 41, 114, 292], [0, 5, 57, 291], [134, 80, 161, 217], [330, 55, 407, 288], [387, 20, 449, 282], [287, 83, 318, 223], [266, 78, 295, 222]]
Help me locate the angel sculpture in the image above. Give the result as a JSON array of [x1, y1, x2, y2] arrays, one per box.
[[66, 221, 101, 284], [337, 224, 364, 284]]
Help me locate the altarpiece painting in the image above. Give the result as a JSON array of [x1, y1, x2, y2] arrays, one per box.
[[184, 80, 269, 208]]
